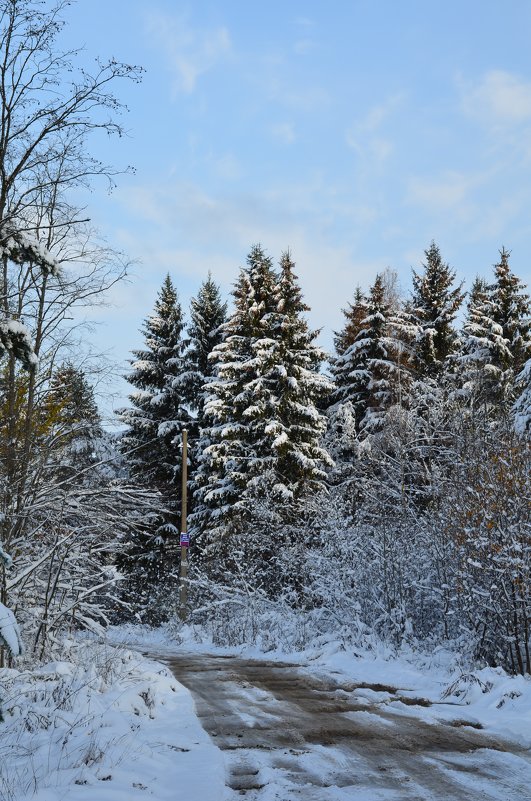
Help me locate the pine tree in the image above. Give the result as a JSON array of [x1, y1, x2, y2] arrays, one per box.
[[333, 286, 368, 356], [514, 359, 531, 436], [331, 287, 368, 405], [46, 363, 100, 429], [488, 249, 530, 387], [260, 250, 332, 495], [449, 277, 488, 404], [192, 246, 279, 537], [411, 242, 464, 378], [44, 363, 102, 479]]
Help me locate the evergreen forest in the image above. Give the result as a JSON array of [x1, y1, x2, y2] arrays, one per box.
[[115, 242, 531, 676]]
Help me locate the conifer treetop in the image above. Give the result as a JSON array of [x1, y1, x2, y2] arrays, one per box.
[[119, 272, 189, 493], [411, 241, 464, 375], [333, 286, 368, 357]]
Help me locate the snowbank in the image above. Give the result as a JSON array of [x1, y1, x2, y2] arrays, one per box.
[[0, 641, 224, 801]]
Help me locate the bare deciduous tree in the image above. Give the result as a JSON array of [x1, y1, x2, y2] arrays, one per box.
[[0, 0, 145, 660]]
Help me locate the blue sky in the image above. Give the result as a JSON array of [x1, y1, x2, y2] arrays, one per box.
[[60, 1, 531, 414]]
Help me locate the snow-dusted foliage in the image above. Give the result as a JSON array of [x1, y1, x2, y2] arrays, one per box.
[[0, 602, 21, 657], [0, 643, 200, 801], [0, 0, 145, 663], [330, 286, 368, 400], [118, 275, 190, 621], [410, 241, 464, 377], [181, 272, 227, 422], [0, 225, 59, 277], [438, 433, 531, 673], [330, 273, 410, 436], [1, 368, 157, 656], [185, 241, 531, 676], [0, 226, 61, 370], [191, 247, 331, 582], [457, 249, 531, 418], [120, 274, 190, 490], [514, 358, 531, 435]]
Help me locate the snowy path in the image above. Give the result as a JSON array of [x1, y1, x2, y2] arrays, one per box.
[[159, 652, 531, 801]]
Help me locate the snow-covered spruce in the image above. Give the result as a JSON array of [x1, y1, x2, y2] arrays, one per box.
[[330, 273, 410, 436], [118, 275, 190, 621], [191, 247, 331, 578], [180, 272, 227, 425], [457, 249, 531, 418], [410, 241, 464, 378]]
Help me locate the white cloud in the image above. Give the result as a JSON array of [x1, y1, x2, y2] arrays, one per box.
[[145, 10, 231, 94], [350, 94, 404, 136], [294, 17, 315, 28], [294, 39, 316, 55], [265, 78, 329, 112], [346, 135, 393, 164], [405, 168, 531, 246], [112, 179, 383, 353], [346, 94, 403, 167], [407, 171, 477, 210], [212, 153, 242, 180], [460, 70, 531, 126], [270, 122, 296, 144], [464, 192, 530, 242]]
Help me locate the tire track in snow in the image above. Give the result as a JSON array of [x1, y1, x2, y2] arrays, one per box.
[[160, 653, 531, 801]]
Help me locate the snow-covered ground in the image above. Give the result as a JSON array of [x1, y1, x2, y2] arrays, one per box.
[[0, 640, 225, 801], [2, 626, 531, 800]]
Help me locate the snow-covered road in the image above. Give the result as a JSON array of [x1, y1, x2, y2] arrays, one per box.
[[161, 652, 531, 801]]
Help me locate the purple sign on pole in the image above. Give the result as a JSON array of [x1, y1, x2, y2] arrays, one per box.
[[180, 533, 190, 548]]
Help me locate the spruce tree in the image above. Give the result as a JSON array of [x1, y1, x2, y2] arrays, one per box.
[[260, 250, 332, 495], [181, 273, 227, 420], [46, 363, 100, 429], [459, 250, 530, 414], [457, 276, 496, 411], [333, 286, 368, 356], [118, 275, 190, 619], [120, 274, 189, 492], [489, 248, 530, 380], [331, 287, 368, 405], [332, 274, 407, 436], [44, 363, 102, 479], [192, 246, 331, 555], [192, 246, 278, 538], [411, 242, 464, 377], [514, 359, 531, 436]]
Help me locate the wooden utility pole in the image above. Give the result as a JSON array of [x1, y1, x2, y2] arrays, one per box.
[[178, 429, 189, 622]]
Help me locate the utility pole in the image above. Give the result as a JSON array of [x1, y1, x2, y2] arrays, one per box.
[[178, 429, 189, 622]]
